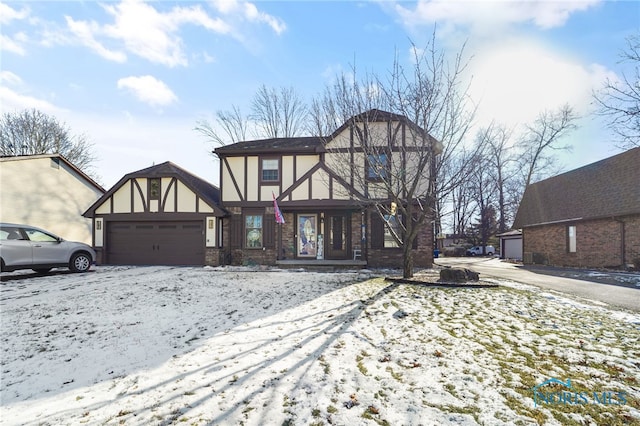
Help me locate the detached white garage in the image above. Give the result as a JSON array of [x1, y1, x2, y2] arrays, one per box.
[[497, 229, 523, 261], [83, 162, 226, 266]]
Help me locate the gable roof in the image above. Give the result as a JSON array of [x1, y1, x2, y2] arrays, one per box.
[[512, 147, 640, 228], [213, 109, 440, 156], [214, 136, 322, 155], [0, 153, 105, 193], [83, 161, 225, 217]]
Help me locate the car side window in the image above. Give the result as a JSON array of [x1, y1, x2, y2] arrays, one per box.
[[25, 229, 58, 242], [0, 227, 23, 241]]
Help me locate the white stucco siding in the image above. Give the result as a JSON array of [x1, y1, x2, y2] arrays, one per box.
[[94, 218, 104, 247], [325, 129, 351, 149], [205, 216, 216, 247], [311, 170, 330, 199], [0, 156, 103, 244], [295, 155, 318, 178], [291, 184, 309, 200], [176, 180, 197, 212], [133, 178, 146, 213], [282, 156, 294, 188], [162, 178, 176, 212], [113, 182, 132, 213], [198, 199, 214, 213], [246, 157, 258, 201], [260, 185, 279, 202], [222, 157, 243, 202]]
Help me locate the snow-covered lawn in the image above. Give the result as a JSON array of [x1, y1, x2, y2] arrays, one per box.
[[1, 266, 639, 425]]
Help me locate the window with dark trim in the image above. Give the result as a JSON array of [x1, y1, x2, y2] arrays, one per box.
[[245, 214, 263, 248], [149, 178, 161, 200], [367, 153, 389, 181], [261, 158, 280, 183], [383, 214, 401, 248]]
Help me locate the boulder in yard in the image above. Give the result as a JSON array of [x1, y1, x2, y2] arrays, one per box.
[[439, 267, 479, 282]]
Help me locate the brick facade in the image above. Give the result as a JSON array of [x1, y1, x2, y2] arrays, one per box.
[[523, 214, 640, 268], [208, 207, 434, 269]]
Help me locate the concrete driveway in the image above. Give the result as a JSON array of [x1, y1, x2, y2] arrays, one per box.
[[434, 257, 640, 313]]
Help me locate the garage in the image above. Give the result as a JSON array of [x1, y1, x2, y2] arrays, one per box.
[[498, 229, 523, 261], [83, 162, 226, 266], [107, 221, 204, 265]]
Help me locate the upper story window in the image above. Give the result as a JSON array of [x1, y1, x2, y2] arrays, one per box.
[[367, 153, 389, 181], [261, 158, 280, 183], [149, 178, 161, 200]]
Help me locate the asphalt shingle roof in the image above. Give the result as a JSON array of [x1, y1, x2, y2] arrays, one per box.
[[512, 147, 640, 228]]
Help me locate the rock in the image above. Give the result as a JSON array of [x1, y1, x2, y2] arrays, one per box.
[[439, 267, 479, 282]]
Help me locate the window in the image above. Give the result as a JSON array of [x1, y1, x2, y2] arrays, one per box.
[[149, 178, 161, 199], [384, 214, 401, 248], [567, 225, 576, 253], [245, 215, 263, 248], [367, 153, 389, 181], [25, 228, 58, 242], [261, 158, 279, 182]]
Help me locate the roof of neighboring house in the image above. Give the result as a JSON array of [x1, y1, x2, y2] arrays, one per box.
[[512, 147, 640, 228], [0, 153, 105, 193], [83, 161, 225, 217]]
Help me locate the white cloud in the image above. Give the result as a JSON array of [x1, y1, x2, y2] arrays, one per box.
[[117, 75, 178, 107], [466, 39, 615, 129], [0, 33, 27, 55], [0, 2, 29, 24], [0, 86, 65, 115], [395, 0, 601, 34], [65, 16, 127, 63], [0, 71, 23, 86], [211, 0, 286, 34]]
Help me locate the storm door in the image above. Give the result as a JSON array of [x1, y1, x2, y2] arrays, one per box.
[[326, 213, 350, 259], [297, 214, 318, 258]]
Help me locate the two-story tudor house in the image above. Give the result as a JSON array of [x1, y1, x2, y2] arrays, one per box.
[[214, 109, 441, 269]]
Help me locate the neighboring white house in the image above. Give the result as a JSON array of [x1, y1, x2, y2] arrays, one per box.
[[0, 154, 105, 244]]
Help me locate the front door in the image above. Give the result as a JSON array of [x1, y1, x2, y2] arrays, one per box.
[[326, 213, 350, 260]]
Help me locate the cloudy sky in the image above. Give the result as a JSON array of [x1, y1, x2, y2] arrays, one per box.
[[1, 0, 637, 188]]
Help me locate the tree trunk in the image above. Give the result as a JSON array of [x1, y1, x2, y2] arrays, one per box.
[[402, 243, 414, 278]]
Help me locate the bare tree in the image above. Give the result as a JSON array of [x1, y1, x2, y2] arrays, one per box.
[[479, 123, 517, 233], [467, 135, 498, 251], [594, 33, 640, 148], [315, 35, 476, 278], [194, 105, 249, 150], [251, 85, 308, 138], [519, 104, 577, 187], [0, 109, 97, 176]]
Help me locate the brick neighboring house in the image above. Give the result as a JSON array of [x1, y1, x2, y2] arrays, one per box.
[[214, 109, 441, 269], [512, 147, 640, 269]]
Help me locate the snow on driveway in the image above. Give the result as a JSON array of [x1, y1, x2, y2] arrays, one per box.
[[1, 266, 639, 425]]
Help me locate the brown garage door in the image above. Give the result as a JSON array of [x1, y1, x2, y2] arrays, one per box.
[[107, 221, 204, 265]]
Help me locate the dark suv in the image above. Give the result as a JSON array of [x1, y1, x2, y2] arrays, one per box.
[[0, 223, 96, 273]]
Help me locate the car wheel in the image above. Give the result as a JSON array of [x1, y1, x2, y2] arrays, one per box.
[[70, 252, 91, 273], [33, 268, 52, 274]]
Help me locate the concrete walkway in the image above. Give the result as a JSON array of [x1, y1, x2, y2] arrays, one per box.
[[434, 257, 640, 313]]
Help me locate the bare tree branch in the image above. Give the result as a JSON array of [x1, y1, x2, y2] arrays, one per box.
[[0, 109, 98, 179], [593, 33, 640, 148]]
